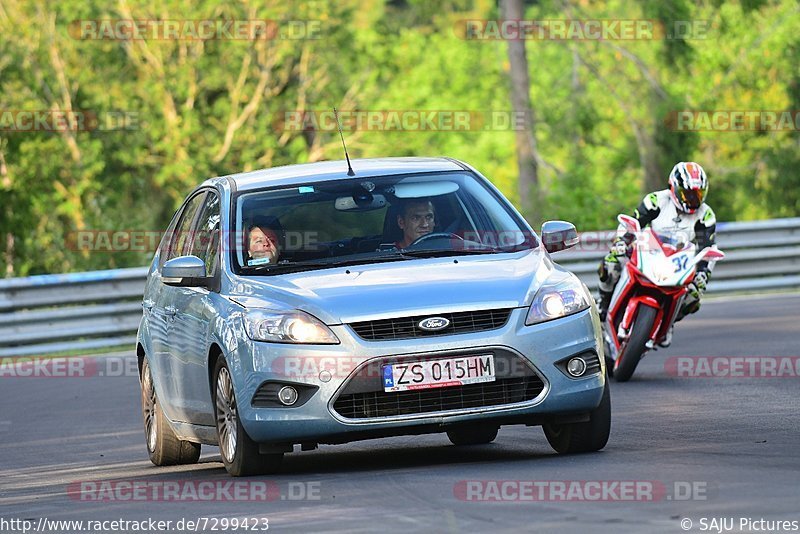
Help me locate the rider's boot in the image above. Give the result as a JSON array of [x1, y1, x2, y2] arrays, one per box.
[[659, 325, 674, 348], [597, 289, 612, 321]]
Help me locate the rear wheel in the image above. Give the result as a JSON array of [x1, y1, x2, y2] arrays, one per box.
[[613, 306, 658, 382], [213, 357, 283, 477], [140, 358, 201, 466], [446, 424, 499, 446], [543, 383, 611, 454]]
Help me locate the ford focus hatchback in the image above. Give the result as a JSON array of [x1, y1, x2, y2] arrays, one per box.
[[137, 157, 609, 476]]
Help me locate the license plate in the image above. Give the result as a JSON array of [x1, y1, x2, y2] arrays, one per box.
[[382, 354, 495, 392]]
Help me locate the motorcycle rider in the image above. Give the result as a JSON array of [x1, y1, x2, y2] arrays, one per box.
[[597, 162, 717, 347]]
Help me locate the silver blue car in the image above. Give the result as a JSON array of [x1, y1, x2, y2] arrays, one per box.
[[137, 157, 609, 476]]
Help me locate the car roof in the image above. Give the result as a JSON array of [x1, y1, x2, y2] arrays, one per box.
[[208, 157, 467, 192]]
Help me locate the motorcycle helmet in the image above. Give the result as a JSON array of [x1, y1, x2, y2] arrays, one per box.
[[669, 161, 708, 214]]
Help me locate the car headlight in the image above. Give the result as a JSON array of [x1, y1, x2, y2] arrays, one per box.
[[244, 310, 340, 344], [526, 273, 591, 325]]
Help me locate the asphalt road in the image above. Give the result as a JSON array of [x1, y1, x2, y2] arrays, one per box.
[[1, 293, 798, 534]]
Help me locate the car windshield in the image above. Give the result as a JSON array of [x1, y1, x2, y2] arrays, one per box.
[[233, 171, 537, 275]]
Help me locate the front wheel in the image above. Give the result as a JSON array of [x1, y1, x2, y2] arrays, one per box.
[[543, 383, 611, 454], [613, 305, 658, 382], [213, 357, 283, 477], [140, 358, 201, 466]]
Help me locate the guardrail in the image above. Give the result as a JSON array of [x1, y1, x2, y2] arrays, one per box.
[[0, 267, 148, 357], [1, 218, 798, 357]]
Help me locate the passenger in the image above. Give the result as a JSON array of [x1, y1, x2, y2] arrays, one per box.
[[246, 217, 284, 265]]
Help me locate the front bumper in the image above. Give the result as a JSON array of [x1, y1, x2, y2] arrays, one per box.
[[228, 307, 605, 444]]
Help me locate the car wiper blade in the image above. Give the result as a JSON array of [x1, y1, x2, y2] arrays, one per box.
[[396, 247, 502, 258], [243, 254, 411, 273]]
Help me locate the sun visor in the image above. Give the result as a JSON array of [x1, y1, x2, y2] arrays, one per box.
[[392, 181, 460, 198]]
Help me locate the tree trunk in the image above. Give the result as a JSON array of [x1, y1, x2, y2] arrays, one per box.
[[500, 0, 540, 223], [0, 148, 12, 277]]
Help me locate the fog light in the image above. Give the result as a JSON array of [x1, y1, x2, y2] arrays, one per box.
[[566, 357, 587, 377], [277, 386, 299, 406]]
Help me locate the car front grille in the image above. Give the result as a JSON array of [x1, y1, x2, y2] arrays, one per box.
[[349, 308, 512, 341], [333, 376, 545, 419], [331, 350, 545, 420]]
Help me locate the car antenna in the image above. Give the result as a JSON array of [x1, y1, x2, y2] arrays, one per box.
[[333, 107, 355, 176]]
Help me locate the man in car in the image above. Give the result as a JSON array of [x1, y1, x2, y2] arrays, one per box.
[[395, 198, 436, 249], [246, 217, 284, 266]]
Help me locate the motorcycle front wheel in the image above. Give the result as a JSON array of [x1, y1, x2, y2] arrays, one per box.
[[613, 305, 658, 382]]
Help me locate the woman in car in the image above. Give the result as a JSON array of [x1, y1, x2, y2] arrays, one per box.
[[246, 216, 284, 266]]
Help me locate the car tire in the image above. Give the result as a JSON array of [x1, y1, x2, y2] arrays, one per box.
[[543, 382, 611, 454], [140, 358, 201, 466], [603, 338, 615, 378], [446, 424, 499, 446], [213, 357, 283, 477], [613, 305, 658, 382]]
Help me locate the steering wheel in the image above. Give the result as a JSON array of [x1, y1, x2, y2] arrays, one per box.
[[407, 232, 464, 248]]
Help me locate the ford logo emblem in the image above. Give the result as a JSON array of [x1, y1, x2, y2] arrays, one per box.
[[418, 317, 450, 332]]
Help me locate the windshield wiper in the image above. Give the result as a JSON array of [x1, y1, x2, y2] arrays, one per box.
[[243, 254, 412, 274], [396, 247, 505, 258], [242, 245, 532, 274]]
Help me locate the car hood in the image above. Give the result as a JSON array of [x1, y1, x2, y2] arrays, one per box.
[[227, 249, 554, 324]]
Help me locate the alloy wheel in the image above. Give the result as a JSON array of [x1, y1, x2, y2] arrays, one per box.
[[215, 367, 238, 463]]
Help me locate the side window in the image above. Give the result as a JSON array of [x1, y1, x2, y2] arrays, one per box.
[[188, 192, 221, 276], [156, 210, 181, 269], [163, 193, 206, 266]]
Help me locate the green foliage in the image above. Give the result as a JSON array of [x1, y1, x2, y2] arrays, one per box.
[[0, 0, 797, 276]]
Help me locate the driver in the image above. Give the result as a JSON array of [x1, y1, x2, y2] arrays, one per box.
[[395, 198, 435, 249]]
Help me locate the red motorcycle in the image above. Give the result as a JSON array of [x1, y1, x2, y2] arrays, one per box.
[[604, 214, 725, 381]]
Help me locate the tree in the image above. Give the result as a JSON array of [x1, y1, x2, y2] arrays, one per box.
[[500, 0, 541, 223]]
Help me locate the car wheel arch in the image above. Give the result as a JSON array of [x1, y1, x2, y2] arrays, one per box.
[[207, 343, 224, 397], [137, 343, 146, 377]]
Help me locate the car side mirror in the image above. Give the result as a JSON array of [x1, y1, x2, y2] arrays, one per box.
[[541, 220, 579, 253], [162, 255, 208, 287]]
